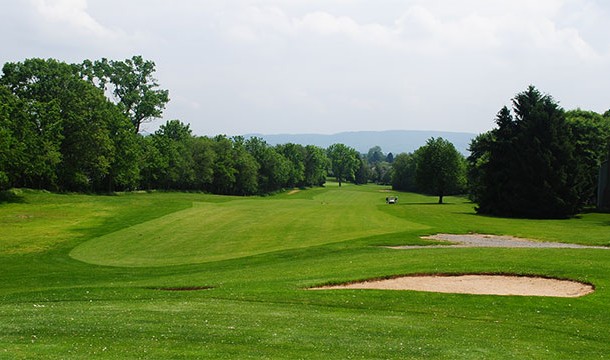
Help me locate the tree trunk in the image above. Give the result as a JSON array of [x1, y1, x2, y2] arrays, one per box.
[[438, 194, 443, 204]]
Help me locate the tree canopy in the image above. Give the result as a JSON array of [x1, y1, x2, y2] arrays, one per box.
[[0, 57, 333, 195], [414, 137, 465, 204], [391, 152, 418, 192], [327, 143, 360, 187], [0, 58, 138, 192], [469, 86, 584, 218], [81, 56, 170, 134]]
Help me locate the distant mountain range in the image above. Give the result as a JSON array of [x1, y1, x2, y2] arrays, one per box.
[[244, 130, 477, 155]]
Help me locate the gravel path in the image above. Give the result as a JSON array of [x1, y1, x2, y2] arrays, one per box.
[[388, 234, 609, 249]]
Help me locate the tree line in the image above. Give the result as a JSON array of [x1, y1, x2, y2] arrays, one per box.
[[0, 57, 363, 195], [2, 57, 609, 218]]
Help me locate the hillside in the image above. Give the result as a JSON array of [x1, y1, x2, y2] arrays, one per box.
[[244, 130, 476, 155]]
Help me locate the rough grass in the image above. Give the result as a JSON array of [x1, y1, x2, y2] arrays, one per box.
[[1, 184, 610, 359]]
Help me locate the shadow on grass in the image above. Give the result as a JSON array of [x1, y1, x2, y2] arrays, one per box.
[[398, 202, 461, 206], [0, 190, 25, 204]]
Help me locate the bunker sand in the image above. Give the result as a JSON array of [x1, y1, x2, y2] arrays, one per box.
[[313, 275, 594, 297], [314, 234, 601, 297]]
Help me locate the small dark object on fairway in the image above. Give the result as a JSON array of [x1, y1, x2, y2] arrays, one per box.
[[386, 196, 398, 204]]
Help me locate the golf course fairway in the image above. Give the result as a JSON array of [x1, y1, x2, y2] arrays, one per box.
[[1, 184, 610, 359]]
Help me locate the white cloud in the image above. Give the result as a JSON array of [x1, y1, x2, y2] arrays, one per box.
[[5, 0, 610, 136], [217, 2, 600, 61], [31, 0, 117, 38]]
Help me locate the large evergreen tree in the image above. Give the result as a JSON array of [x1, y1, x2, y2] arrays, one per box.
[[473, 86, 582, 218]]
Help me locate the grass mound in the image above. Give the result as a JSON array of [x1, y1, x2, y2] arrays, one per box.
[[69, 188, 428, 266]]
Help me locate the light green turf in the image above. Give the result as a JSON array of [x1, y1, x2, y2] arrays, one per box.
[[1, 184, 610, 359], [70, 186, 429, 266]]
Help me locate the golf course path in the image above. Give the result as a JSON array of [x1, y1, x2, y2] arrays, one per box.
[[388, 234, 610, 250]]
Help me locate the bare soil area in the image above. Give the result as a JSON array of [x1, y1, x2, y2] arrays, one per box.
[[313, 275, 594, 297]]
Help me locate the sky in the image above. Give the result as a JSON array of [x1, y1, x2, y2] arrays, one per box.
[[1, 0, 609, 136]]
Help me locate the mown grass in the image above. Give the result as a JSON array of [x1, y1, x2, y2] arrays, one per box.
[[1, 183, 609, 359]]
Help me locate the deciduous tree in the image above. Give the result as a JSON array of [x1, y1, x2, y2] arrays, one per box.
[[391, 153, 417, 191], [327, 143, 360, 187], [303, 145, 329, 187], [415, 137, 465, 204], [565, 109, 610, 204], [82, 56, 169, 134]]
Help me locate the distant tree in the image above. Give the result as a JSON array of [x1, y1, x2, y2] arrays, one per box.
[[415, 137, 465, 204], [354, 157, 370, 184], [99, 100, 141, 192], [366, 146, 385, 164], [150, 120, 195, 190], [303, 145, 329, 187], [373, 161, 392, 185], [473, 86, 582, 218], [81, 55, 169, 134], [246, 137, 289, 193], [391, 153, 418, 191], [190, 136, 216, 191], [565, 109, 610, 204], [386, 152, 394, 163], [211, 135, 237, 195], [0, 86, 17, 189], [466, 131, 494, 203], [327, 143, 360, 187], [275, 143, 305, 188], [137, 135, 165, 190], [232, 137, 259, 196]]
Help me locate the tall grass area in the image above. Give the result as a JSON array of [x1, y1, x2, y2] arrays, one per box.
[[1, 184, 609, 359]]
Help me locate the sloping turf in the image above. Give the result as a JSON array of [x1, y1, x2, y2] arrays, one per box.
[[69, 187, 430, 266]]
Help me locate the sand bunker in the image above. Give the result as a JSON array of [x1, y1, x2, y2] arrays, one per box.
[[313, 275, 594, 297], [388, 234, 609, 250], [312, 234, 600, 297]]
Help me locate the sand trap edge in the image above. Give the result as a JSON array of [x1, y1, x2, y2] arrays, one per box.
[[309, 274, 595, 298]]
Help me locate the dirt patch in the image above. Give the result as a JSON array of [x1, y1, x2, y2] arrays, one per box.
[[287, 189, 300, 195], [312, 275, 594, 297], [388, 234, 609, 250]]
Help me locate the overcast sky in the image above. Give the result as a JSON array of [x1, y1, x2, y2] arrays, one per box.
[[2, 0, 609, 136]]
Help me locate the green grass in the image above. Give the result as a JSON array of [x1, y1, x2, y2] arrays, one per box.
[[1, 183, 610, 359]]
